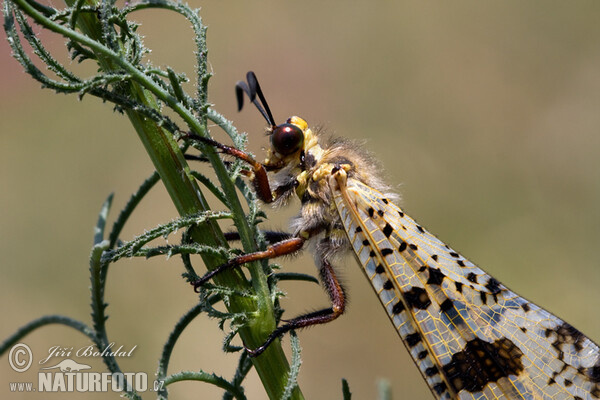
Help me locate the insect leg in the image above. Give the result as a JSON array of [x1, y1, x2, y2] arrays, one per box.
[[223, 230, 293, 244], [247, 257, 346, 357], [184, 153, 244, 172], [184, 133, 275, 203], [191, 236, 306, 291]]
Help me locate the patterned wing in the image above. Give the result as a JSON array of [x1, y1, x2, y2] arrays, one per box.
[[332, 175, 600, 400]]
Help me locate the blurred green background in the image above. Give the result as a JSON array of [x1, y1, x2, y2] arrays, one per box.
[[2, 1, 600, 399]]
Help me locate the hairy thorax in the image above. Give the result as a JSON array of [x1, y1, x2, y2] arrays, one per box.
[[262, 118, 396, 261]]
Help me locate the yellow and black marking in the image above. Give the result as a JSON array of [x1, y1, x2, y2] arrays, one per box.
[[190, 71, 600, 399]]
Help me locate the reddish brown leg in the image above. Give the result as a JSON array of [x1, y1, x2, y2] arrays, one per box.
[[191, 237, 305, 291], [192, 228, 345, 357], [184, 133, 275, 203], [246, 258, 346, 357]]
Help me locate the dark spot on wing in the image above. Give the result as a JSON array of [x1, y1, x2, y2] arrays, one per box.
[[466, 273, 477, 283], [383, 280, 394, 290], [442, 337, 524, 393], [381, 248, 394, 257], [439, 297, 465, 326], [548, 323, 587, 353], [485, 278, 502, 295], [405, 287, 431, 309], [392, 302, 405, 314], [398, 210, 404, 217], [431, 254, 438, 261], [427, 267, 446, 286], [375, 264, 385, 274], [455, 282, 463, 293], [355, 226, 362, 233], [382, 223, 393, 238], [440, 298, 453, 312], [368, 207, 375, 218], [398, 241, 407, 252], [405, 332, 422, 347], [480, 291, 487, 305], [433, 383, 448, 395], [588, 363, 600, 382], [362, 239, 369, 246], [377, 209, 384, 217], [416, 225, 424, 233], [409, 243, 418, 250], [449, 251, 459, 258]]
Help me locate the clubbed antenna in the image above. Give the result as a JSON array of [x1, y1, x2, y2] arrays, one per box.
[[235, 71, 277, 128]]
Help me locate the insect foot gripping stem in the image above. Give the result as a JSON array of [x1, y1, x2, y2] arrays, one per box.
[[246, 258, 347, 358]]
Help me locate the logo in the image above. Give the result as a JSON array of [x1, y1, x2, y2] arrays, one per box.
[[40, 359, 91, 372], [8, 343, 33, 372], [7, 342, 164, 393]]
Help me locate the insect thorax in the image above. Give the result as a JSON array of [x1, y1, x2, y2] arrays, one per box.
[[265, 117, 397, 261]]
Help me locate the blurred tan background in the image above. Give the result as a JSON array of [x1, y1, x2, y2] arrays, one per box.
[[2, 1, 600, 399]]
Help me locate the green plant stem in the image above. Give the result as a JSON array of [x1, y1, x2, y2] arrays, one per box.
[[7, 0, 302, 397], [0, 315, 95, 354]]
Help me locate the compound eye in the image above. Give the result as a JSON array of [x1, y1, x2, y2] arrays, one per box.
[[271, 123, 304, 156]]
